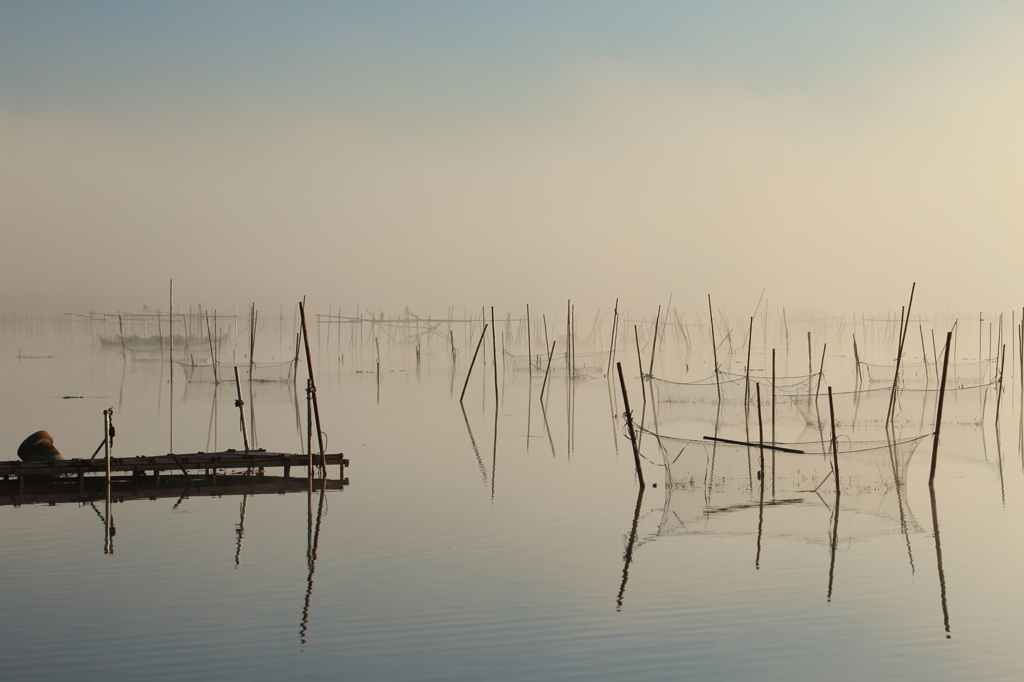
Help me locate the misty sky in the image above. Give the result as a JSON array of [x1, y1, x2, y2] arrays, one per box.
[[3, 2, 1023, 317]]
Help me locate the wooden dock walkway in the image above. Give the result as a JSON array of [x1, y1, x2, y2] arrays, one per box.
[[0, 449, 348, 481]]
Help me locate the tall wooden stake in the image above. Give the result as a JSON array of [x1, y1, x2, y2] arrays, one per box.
[[616, 362, 645, 489], [460, 323, 488, 404], [299, 300, 326, 472], [233, 366, 250, 452], [708, 295, 720, 401], [540, 340, 556, 403], [828, 386, 839, 482], [491, 307, 499, 403], [169, 279, 174, 455], [929, 330, 953, 484]]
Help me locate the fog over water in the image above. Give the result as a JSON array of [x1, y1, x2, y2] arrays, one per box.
[[3, 2, 1024, 316]]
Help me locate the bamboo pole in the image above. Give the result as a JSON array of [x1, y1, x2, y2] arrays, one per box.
[[206, 312, 218, 384], [299, 301, 326, 472], [756, 383, 765, 479], [540, 340, 556, 403], [828, 386, 839, 481], [606, 298, 619, 378], [460, 323, 488, 404], [709, 295, 720, 401], [104, 407, 113, 555], [771, 348, 776, 497], [744, 316, 754, 408], [104, 407, 113, 481], [919, 325, 930, 383], [616, 362, 645, 489], [852, 333, 861, 385], [169, 280, 174, 455], [491, 307, 498, 403], [526, 304, 531, 375], [929, 330, 953, 484], [996, 343, 1006, 419], [233, 366, 250, 452], [307, 379, 313, 475], [815, 343, 827, 400], [118, 313, 126, 357], [648, 305, 661, 380], [888, 283, 916, 425]]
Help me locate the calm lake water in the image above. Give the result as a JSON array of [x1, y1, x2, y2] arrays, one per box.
[[1, 310, 1023, 681]]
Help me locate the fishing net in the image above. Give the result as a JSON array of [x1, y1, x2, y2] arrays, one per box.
[[793, 380, 995, 428], [632, 427, 927, 546], [858, 358, 996, 387], [649, 371, 820, 406], [502, 350, 608, 378], [647, 371, 820, 430], [178, 360, 297, 384], [637, 427, 925, 491]]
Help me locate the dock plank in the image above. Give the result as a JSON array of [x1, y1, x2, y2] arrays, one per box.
[[0, 450, 348, 478]]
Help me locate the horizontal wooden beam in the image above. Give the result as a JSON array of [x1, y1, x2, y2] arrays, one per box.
[[0, 451, 348, 478]]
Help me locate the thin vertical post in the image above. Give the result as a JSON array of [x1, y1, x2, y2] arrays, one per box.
[[771, 348, 776, 497], [460, 323, 488, 404], [648, 305, 661, 380], [104, 408, 112, 479], [206, 312, 218, 384], [996, 343, 1006, 419], [709, 295, 720, 401], [606, 299, 619, 378], [929, 331, 953, 484], [104, 407, 113, 555], [828, 386, 839, 482], [491, 307, 499, 403], [169, 280, 174, 454], [616, 362, 645, 489], [744, 316, 754, 407], [526, 304, 532, 376], [234, 366, 250, 452], [540, 340, 556, 403], [299, 301, 326, 472]]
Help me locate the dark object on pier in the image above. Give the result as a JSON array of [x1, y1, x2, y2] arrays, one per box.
[[18, 431, 64, 462]]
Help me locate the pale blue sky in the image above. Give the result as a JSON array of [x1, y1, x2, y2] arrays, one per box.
[[2, 2, 1022, 316]]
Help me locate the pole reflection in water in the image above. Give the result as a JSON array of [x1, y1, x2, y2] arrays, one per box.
[[1018, 403, 1024, 473], [707, 404, 721, 508], [541, 400, 557, 460], [755, 383, 765, 570], [173, 482, 193, 510], [491, 404, 498, 503], [301, 474, 328, 648], [460, 404, 487, 485], [104, 407, 114, 555], [615, 485, 645, 612], [826, 485, 840, 602], [104, 478, 113, 555], [526, 373, 532, 452], [607, 376, 620, 457], [995, 419, 1006, 507], [929, 482, 952, 639], [887, 435, 915, 575], [234, 494, 248, 568], [826, 386, 840, 601]]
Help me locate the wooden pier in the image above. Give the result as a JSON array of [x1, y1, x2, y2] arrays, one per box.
[[0, 449, 348, 483]]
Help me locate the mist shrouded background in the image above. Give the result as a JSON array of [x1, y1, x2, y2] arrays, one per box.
[[2, 1, 1023, 318]]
